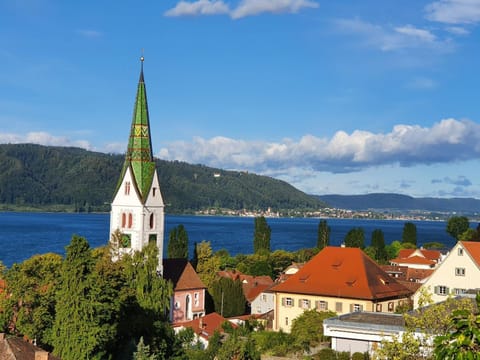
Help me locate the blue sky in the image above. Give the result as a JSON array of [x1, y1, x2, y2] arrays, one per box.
[[2, 0, 480, 198]]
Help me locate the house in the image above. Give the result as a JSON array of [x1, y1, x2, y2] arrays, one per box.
[[0, 333, 60, 360], [172, 312, 235, 349], [163, 259, 206, 323], [270, 246, 412, 332], [413, 241, 480, 308], [250, 287, 275, 316], [275, 262, 304, 283], [389, 248, 442, 270], [381, 265, 434, 283], [217, 270, 273, 312]]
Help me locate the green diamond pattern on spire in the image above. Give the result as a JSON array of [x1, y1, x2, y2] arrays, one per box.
[[116, 64, 156, 203]]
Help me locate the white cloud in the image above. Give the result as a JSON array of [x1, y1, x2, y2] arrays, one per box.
[[426, 0, 480, 24], [445, 26, 470, 34], [165, 0, 230, 17], [334, 18, 450, 52], [0, 131, 93, 150], [156, 118, 480, 174], [231, 0, 319, 19], [164, 0, 318, 18], [407, 77, 437, 89]]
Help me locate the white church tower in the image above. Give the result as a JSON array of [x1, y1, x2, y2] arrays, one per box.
[[110, 56, 165, 272]]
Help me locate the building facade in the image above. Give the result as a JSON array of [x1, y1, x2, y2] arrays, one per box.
[[110, 57, 165, 272]]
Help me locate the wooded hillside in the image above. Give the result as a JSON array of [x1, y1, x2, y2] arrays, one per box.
[[0, 143, 325, 213]]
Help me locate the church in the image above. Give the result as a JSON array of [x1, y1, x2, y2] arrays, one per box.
[[109, 56, 165, 273]]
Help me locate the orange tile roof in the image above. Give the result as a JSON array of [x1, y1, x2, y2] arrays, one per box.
[[461, 241, 480, 266], [405, 268, 434, 281], [390, 255, 436, 266], [217, 270, 273, 303], [398, 249, 441, 261], [163, 259, 206, 291], [271, 247, 412, 301], [173, 312, 235, 340]]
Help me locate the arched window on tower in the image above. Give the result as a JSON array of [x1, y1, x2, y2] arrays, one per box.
[[121, 213, 126, 228], [128, 213, 133, 228], [152, 187, 156, 197], [125, 181, 131, 195], [149, 213, 155, 229]]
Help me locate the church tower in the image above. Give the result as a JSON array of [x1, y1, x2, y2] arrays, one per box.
[[110, 56, 165, 272]]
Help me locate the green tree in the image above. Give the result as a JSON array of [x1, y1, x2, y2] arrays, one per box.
[[216, 330, 260, 360], [134, 337, 156, 360], [344, 228, 365, 249], [402, 222, 417, 246], [195, 241, 221, 290], [317, 219, 330, 250], [211, 277, 246, 317], [0, 253, 62, 348], [371, 229, 387, 262], [446, 216, 470, 241], [51, 235, 111, 360], [290, 309, 336, 352], [167, 224, 189, 259], [434, 294, 480, 359], [253, 216, 271, 254]]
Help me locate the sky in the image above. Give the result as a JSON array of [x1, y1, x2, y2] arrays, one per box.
[[1, 0, 480, 199]]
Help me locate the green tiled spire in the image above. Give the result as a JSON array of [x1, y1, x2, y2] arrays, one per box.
[[116, 57, 156, 203]]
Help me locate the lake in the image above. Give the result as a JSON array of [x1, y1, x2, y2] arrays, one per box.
[[0, 212, 456, 268]]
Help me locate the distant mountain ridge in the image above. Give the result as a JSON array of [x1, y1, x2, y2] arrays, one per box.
[[0, 143, 325, 213], [317, 193, 480, 214]]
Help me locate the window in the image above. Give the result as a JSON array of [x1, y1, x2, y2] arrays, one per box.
[[124, 181, 131, 195], [458, 248, 464, 256], [388, 302, 394, 312], [174, 301, 180, 309], [317, 301, 328, 311], [285, 317, 289, 326], [262, 294, 267, 302], [121, 213, 126, 228], [352, 304, 363, 312], [335, 302, 343, 312], [149, 214, 155, 229], [120, 233, 131, 248], [376, 303, 382, 312], [194, 292, 199, 306], [299, 299, 310, 309], [434, 285, 449, 296], [282, 297, 293, 307], [454, 288, 467, 295], [455, 267, 466, 276], [149, 234, 157, 245], [128, 213, 133, 228], [152, 187, 156, 197]]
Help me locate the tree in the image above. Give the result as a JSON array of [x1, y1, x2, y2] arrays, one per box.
[[51, 235, 111, 360], [434, 294, 480, 359], [134, 337, 156, 360], [446, 216, 470, 241], [253, 216, 271, 254], [167, 224, 189, 259], [211, 277, 246, 317], [195, 241, 221, 290], [290, 309, 336, 352], [371, 229, 387, 262], [344, 228, 365, 249], [402, 222, 417, 246], [317, 219, 330, 250]]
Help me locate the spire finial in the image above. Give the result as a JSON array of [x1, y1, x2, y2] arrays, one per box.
[[139, 49, 145, 81]]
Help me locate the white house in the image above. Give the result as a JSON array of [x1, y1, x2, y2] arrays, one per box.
[[413, 241, 480, 308], [250, 289, 275, 315]]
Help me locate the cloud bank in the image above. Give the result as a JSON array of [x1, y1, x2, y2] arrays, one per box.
[[426, 0, 480, 24], [164, 0, 319, 19], [0, 132, 92, 150], [157, 118, 480, 173]]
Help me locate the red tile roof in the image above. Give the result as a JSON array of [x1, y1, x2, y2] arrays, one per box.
[[0, 334, 60, 360], [390, 255, 436, 266], [398, 249, 441, 261], [461, 241, 480, 265], [163, 259, 206, 291], [173, 312, 235, 340], [271, 247, 412, 301], [217, 270, 273, 303]]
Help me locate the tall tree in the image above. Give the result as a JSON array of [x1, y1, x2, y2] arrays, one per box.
[[253, 216, 271, 254], [402, 222, 417, 246], [167, 224, 189, 259], [446, 216, 470, 241], [371, 229, 387, 262], [194, 241, 221, 290], [317, 219, 330, 250], [211, 277, 246, 317], [52, 235, 112, 360], [344, 228, 365, 249]]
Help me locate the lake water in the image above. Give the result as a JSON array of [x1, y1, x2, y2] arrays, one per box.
[[0, 212, 457, 268]]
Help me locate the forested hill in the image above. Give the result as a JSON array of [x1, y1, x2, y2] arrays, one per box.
[[0, 143, 325, 213], [317, 193, 480, 213]]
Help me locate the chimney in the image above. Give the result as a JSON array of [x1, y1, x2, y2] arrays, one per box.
[[35, 351, 49, 360]]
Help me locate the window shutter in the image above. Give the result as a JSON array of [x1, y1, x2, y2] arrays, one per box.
[[350, 304, 354, 312], [282, 297, 285, 306], [446, 287, 450, 294], [298, 299, 302, 308], [434, 286, 439, 295], [360, 305, 363, 311], [325, 301, 328, 310]]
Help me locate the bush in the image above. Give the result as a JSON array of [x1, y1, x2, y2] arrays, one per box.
[[352, 352, 369, 360], [315, 348, 335, 360], [336, 351, 350, 360]]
